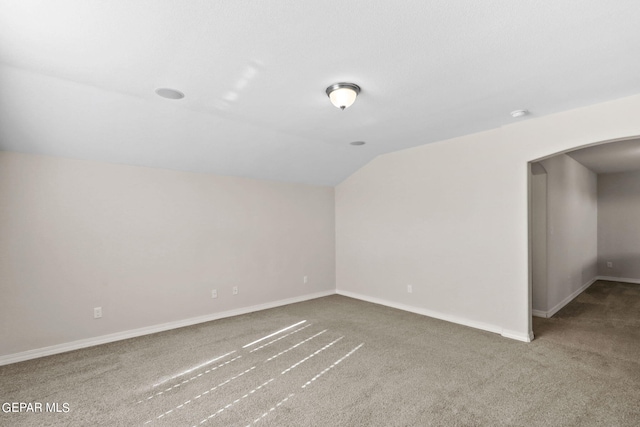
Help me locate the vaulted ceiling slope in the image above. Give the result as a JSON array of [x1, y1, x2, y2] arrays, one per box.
[[1, 1, 640, 186]]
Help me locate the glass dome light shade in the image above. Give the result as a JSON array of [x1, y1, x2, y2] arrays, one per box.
[[326, 83, 360, 110]]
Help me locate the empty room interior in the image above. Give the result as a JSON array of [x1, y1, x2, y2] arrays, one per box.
[[1, 2, 640, 426]]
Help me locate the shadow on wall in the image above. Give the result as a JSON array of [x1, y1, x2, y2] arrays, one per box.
[[597, 169, 640, 281], [530, 153, 598, 319], [530, 162, 548, 314]]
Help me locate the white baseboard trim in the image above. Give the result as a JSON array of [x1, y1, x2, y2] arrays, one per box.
[[533, 277, 598, 319], [597, 275, 640, 285], [0, 290, 335, 367], [335, 289, 532, 343], [502, 329, 534, 343], [531, 309, 547, 318]]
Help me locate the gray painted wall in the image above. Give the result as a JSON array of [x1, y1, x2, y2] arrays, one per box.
[[0, 152, 335, 357], [530, 170, 548, 312], [4, 93, 640, 358], [539, 154, 598, 313], [335, 92, 640, 342], [598, 170, 640, 280]]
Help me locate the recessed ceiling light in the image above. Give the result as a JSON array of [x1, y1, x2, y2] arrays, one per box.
[[350, 141, 366, 146], [510, 109, 529, 118], [155, 88, 185, 100]]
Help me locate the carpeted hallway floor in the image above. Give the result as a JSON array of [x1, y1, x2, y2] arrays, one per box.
[[1, 280, 639, 426]]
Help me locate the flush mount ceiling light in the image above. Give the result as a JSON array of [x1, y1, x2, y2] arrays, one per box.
[[510, 109, 529, 118], [326, 83, 360, 110], [155, 88, 185, 100]]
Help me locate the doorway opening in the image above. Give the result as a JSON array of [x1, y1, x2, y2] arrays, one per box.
[[529, 136, 640, 336]]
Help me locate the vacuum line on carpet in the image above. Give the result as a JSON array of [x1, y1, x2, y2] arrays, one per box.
[[143, 366, 256, 424], [137, 355, 243, 403], [301, 343, 364, 389], [192, 378, 275, 426], [264, 329, 327, 362], [151, 350, 236, 388], [281, 336, 344, 375], [246, 393, 295, 426], [242, 320, 307, 348], [249, 323, 312, 353]]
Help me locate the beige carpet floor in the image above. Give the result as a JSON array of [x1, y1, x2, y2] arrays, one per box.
[[1, 280, 639, 426]]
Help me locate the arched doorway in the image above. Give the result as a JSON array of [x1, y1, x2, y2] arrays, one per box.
[[529, 136, 640, 334]]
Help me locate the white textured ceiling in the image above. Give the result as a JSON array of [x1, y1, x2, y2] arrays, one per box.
[[2, 1, 640, 186]]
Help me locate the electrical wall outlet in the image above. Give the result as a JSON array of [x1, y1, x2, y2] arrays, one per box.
[[607, 261, 613, 268], [407, 284, 413, 294], [232, 286, 238, 295], [303, 275, 308, 284], [94, 307, 102, 319], [211, 289, 217, 299]]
